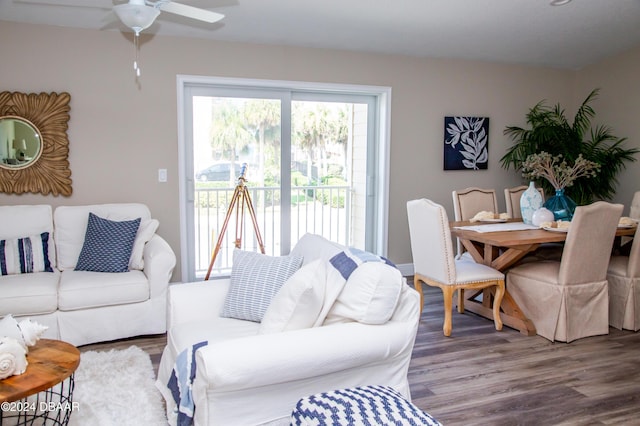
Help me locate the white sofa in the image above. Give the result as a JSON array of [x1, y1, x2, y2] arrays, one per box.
[[0, 203, 176, 347], [156, 234, 421, 426]]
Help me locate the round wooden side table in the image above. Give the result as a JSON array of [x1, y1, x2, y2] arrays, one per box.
[[0, 339, 80, 426]]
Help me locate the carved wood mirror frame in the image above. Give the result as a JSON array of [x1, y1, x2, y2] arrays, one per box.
[[0, 91, 72, 196]]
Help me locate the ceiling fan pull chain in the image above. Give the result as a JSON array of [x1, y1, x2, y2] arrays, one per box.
[[109, 1, 223, 78], [134, 31, 141, 77]]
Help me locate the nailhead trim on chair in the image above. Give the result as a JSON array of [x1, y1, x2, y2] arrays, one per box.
[[437, 203, 454, 282]]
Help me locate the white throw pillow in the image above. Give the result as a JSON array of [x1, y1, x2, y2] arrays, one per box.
[[324, 262, 403, 325], [259, 259, 327, 334], [128, 219, 159, 270], [53, 204, 151, 271], [221, 250, 303, 322], [290, 233, 345, 265]]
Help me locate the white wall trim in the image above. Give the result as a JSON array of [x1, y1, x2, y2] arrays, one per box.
[[396, 263, 414, 277], [176, 75, 189, 282], [377, 89, 392, 257]]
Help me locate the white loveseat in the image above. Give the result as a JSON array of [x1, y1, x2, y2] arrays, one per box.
[[156, 234, 421, 426], [0, 203, 176, 346]]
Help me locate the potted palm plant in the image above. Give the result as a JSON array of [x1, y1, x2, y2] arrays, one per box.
[[500, 89, 638, 205]]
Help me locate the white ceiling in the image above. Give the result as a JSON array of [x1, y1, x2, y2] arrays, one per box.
[[2, 0, 640, 69]]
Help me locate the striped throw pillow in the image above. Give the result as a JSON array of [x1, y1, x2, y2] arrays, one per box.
[[0, 232, 53, 276], [221, 249, 303, 322]]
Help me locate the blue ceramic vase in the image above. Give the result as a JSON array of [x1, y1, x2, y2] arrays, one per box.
[[520, 181, 543, 224], [544, 188, 576, 221]]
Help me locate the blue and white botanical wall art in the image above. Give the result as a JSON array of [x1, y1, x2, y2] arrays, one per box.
[[444, 116, 489, 170]]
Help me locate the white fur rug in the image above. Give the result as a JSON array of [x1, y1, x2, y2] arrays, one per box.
[[69, 346, 167, 426]]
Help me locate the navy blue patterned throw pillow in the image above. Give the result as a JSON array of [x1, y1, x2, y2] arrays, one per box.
[[75, 213, 141, 273]]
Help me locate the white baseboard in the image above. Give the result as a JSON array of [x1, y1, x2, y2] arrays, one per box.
[[396, 263, 413, 277]]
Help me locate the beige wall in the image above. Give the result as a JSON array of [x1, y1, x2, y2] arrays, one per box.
[[2, 21, 636, 278], [574, 45, 640, 211]]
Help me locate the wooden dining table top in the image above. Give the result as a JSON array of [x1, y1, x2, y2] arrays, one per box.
[[449, 219, 636, 272], [451, 220, 565, 246], [450, 219, 636, 248]]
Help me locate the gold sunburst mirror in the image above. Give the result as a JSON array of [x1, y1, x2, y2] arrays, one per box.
[[0, 91, 72, 196]]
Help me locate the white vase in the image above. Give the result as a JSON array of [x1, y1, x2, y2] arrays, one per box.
[[520, 182, 543, 225]]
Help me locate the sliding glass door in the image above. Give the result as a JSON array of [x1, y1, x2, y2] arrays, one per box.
[[178, 77, 389, 281]]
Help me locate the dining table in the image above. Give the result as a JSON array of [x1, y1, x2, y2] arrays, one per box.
[[449, 219, 637, 335]]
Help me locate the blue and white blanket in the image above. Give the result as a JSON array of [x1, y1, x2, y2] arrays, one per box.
[[167, 340, 208, 426], [329, 247, 396, 280]]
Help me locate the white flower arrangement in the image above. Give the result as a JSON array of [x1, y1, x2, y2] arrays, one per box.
[[521, 151, 600, 190]]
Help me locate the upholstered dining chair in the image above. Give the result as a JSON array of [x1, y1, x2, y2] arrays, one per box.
[[507, 201, 624, 342], [607, 224, 640, 331], [629, 191, 640, 220], [407, 198, 505, 337], [617, 191, 640, 252], [504, 185, 545, 219], [452, 187, 499, 258]]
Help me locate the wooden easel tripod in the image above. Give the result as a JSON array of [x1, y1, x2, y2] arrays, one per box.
[[204, 163, 265, 280]]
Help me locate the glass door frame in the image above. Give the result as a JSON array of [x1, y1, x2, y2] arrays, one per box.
[[177, 75, 391, 282]]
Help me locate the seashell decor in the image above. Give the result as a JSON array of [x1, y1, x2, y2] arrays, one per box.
[[0, 314, 48, 379], [0, 315, 23, 344], [18, 318, 49, 347], [0, 337, 28, 380], [0, 315, 48, 350]]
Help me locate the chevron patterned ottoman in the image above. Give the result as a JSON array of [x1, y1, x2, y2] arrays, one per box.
[[290, 385, 442, 425]]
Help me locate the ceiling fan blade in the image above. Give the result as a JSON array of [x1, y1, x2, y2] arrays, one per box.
[[157, 1, 224, 24], [15, 0, 112, 8]]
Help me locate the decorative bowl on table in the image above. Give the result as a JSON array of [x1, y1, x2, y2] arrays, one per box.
[[531, 207, 554, 227]]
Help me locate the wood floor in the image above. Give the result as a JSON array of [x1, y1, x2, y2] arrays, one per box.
[[79, 283, 640, 425]]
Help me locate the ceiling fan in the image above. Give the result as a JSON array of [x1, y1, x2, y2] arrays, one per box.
[[113, 0, 224, 35], [16, 0, 225, 77], [112, 0, 224, 77]]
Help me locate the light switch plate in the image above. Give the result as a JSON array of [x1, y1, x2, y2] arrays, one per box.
[[158, 168, 167, 182]]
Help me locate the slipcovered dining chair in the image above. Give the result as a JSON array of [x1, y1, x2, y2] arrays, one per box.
[[629, 191, 640, 219], [407, 198, 505, 336], [615, 191, 640, 253], [452, 187, 499, 258], [507, 201, 623, 342], [607, 224, 640, 331], [619, 191, 640, 251], [504, 185, 545, 219]]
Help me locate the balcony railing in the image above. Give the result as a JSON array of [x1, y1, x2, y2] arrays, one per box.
[[194, 184, 351, 278]]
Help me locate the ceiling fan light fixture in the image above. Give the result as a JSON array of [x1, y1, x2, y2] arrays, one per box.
[[113, 3, 160, 34]]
